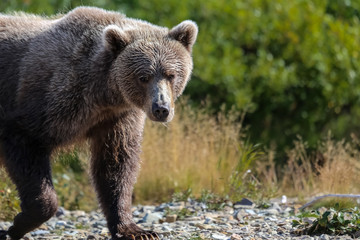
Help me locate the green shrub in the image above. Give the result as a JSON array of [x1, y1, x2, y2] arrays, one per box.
[[110, 0, 360, 153], [2, 0, 360, 156], [293, 203, 360, 237]]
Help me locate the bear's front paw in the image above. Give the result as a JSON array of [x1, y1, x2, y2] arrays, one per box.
[[119, 231, 161, 240]]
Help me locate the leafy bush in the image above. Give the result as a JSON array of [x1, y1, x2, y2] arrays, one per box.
[[2, 0, 360, 154], [293, 203, 360, 237], [111, 0, 360, 153]]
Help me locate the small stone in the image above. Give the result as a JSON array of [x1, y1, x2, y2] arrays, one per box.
[[230, 233, 242, 240], [142, 205, 156, 213], [92, 220, 107, 228], [245, 209, 256, 215], [165, 214, 177, 223], [141, 212, 163, 224], [251, 222, 261, 227], [31, 230, 50, 235], [211, 233, 228, 240], [265, 208, 279, 215], [99, 227, 109, 234], [72, 210, 86, 217], [161, 225, 173, 232], [56, 207, 66, 217], [55, 220, 67, 229], [168, 205, 184, 211], [270, 202, 282, 212], [319, 234, 330, 240], [132, 210, 141, 217], [204, 217, 215, 224], [237, 198, 253, 206], [234, 210, 244, 222], [195, 223, 212, 230]]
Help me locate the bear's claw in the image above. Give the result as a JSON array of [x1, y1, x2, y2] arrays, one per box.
[[123, 231, 161, 240]]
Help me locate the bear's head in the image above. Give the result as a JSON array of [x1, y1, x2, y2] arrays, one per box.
[[103, 20, 198, 122]]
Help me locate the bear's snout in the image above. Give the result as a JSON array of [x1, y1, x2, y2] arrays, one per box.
[[152, 102, 170, 121]]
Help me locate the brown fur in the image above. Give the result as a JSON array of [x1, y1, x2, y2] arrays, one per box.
[[0, 7, 197, 240]]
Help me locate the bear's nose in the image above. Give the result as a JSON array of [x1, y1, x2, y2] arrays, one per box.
[[152, 102, 170, 121]]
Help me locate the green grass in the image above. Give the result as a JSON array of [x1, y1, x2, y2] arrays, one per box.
[[0, 171, 20, 221], [164, 207, 195, 220]]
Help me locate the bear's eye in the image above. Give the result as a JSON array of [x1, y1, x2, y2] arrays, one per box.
[[139, 76, 149, 83], [166, 74, 175, 81]]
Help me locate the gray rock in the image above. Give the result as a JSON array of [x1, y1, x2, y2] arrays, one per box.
[[55, 207, 66, 217], [161, 225, 173, 231], [211, 233, 228, 240], [319, 234, 330, 240], [55, 220, 67, 228], [237, 198, 253, 206], [0, 198, 345, 240], [141, 212, 163, 224], [31, 230, 50, 235], [245, 209, 256, 215], [142, 205, 156, 213], [265, 208, 279, 215]]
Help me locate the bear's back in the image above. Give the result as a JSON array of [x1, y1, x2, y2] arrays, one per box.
[[0, 14, 56, 111]]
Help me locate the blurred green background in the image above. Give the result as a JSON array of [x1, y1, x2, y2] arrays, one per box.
[[1, 0, 360, 155]]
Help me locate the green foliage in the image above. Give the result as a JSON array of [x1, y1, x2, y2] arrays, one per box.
[[171, 188, 193, 202], [114, 0, 360, 151], [0, 1, 359, 210], [199, 189, 226, 211], [52, 150, 97, 212], [0, 151, 97, 221], [0, 169, 20, 221], [293, 203, 360, 237], [227, 144, 276, 202], [228, 144, 262, 195], [2, 0, 359, 153]]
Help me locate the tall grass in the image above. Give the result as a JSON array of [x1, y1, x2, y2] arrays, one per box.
[[135, 100, 253, 202], [256, 134, 360, 200], [1, 101, 360, 220]]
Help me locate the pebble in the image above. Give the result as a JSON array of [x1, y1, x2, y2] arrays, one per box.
[[165, 214, 177, 223], [0, 199, 355, 240]]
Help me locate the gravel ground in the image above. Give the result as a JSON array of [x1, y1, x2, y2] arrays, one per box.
[[0, 199, 354, 240]]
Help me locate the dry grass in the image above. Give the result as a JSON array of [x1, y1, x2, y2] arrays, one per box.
[[135, 101, 249, 202], [256, 134, 360, 200], [1, 101, 360, 218]]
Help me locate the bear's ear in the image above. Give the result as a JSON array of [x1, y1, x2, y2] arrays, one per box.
[[102, 25, 131, 53], [169, 20, 198, 52]]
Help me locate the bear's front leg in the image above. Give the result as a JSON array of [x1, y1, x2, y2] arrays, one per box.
[[1, 134, 58, 240], [89, 111, 160, 240]]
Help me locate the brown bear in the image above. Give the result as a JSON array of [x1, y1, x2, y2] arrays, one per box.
[[0, 6, 197, 240]]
